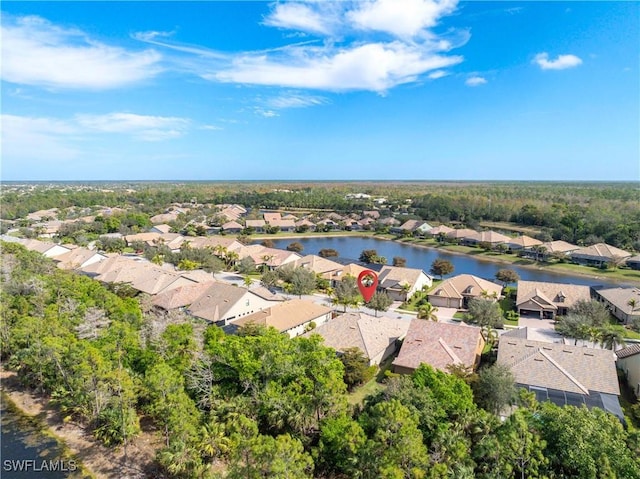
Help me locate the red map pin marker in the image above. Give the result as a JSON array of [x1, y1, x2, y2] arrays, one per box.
[[357, 270, 379, 303]]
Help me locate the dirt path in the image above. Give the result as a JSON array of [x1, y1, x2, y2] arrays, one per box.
[[1, 369, 163, 479]]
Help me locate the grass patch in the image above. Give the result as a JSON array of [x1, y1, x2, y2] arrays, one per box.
[[453, 312, 466, 320], [347, 355, 394, 405]]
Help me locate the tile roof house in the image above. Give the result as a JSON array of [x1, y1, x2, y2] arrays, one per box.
[[427, 225, 454, 237], [150, 211, 181, 224], [21, 239, 73, 258], [263, 212, 282, 223], [446, 228, 478, 242], [241, 246, 301, 270], [570, 243, 632, 268], [268, 219, 296, 232], [152, 282, 217, 311], [230, 299, 333, 338], [462, 230, 511, 247], [245, 219, 266, 232], [593, 286, 640, 325], [498, 336, 623, 420], [377, 265, 433, 301], [221, 221, 244, 234], [392, 320, 485, 374], [428, 274, 503, 309], [293, 255, 344, 276], [393, 220, 433, 236], [53, 247, 107, 270], [294, 218, 316, 231], [506, 235, 542, 251], [306, 312, 410, 365], [626, 254, 640, 270], [151, 224, 172, 234], [363, 210, 380, 219], [188, 283, 279, 326], [616, 344, 640, 398], [516, 280, 592, 319], [327, 263, 370, 286], [521, 240, 580, 260]]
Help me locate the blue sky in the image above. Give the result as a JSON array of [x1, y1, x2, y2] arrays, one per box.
[[1, 1, 638, 181]]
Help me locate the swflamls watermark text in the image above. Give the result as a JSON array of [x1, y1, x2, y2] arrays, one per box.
[[3, 459, 78, 472]]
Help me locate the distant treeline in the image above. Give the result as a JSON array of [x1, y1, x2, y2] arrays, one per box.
[[2, 182, 639, 250]]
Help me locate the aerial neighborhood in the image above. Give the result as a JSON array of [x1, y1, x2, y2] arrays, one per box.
[[2, 183, 639, 478]]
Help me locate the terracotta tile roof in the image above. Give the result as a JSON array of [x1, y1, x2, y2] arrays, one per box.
[[232, 299, 331, 332], [498, 337, 619, 395], [446, 228, 477, 239], [428, 225, 454, 235], [263, 212, 282, 223], [429, 274, 503, 300], [306, 312, 410, 360], [378, 265, 430, 290], [124, 232, 161, 244], [245, 219, 266, 228], [538, 240, 580, 254], [153, 282, 214, 310], [516, 281, 591, 310], [571, 243, 632, 260], [465, 230, 511, 244], [188, 283, 251, 322], [392, 320, 484, 372], [54, 248, 106, 270], [294, 255, 343, 275], [507, 235, 542, 248], [616, 343, 640, 359], [222, 221, 244, 230]]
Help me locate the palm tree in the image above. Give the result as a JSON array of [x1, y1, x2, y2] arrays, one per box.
[[417, 302, 439, 321], [243, 275, 253, 288], [628, 298, 638, 311], [599, 326, 626, 351]]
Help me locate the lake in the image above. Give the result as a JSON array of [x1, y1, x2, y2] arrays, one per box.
[[269, 236, 631, 288]]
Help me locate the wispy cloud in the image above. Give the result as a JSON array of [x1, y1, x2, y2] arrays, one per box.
[[533, 52, 582, 70], [140, 0, 466, 94], [263, 2, 336, 35], [213, 42, 462, 92], [465, 76, 487, 86], [254, 109, 279, 118], [428, 70, 449, 79], [75, 113, 190, 141], [265, 93, 328, 109], [1, 14, 163, 89]]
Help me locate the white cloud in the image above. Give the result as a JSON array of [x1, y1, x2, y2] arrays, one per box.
[[143, 0, 466, 94], [465, 76, 487, 86], [75, 113, 190, 141], [266, 93, 328, 109], [214, 42, 462, 92], [533, 52, 582, 70], [348, 0, 458, 38], [254, 109, 279, 118], [200, 125, 223, 131], [428, 70, 449, 79], [263, 3, 335, 35], [1, 14, 162, 89]]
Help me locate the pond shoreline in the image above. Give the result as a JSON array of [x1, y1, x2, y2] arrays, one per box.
[[249, 232, 640, 285], [0, 369, 160, 479]]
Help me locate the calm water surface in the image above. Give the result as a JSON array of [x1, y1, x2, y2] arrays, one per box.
[[1, 398, 82, 478], [271, 236, 632, 288]]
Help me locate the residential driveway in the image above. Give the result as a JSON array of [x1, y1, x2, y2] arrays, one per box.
[[434, 307, 458, 322], [519, 316, 555, 330]]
